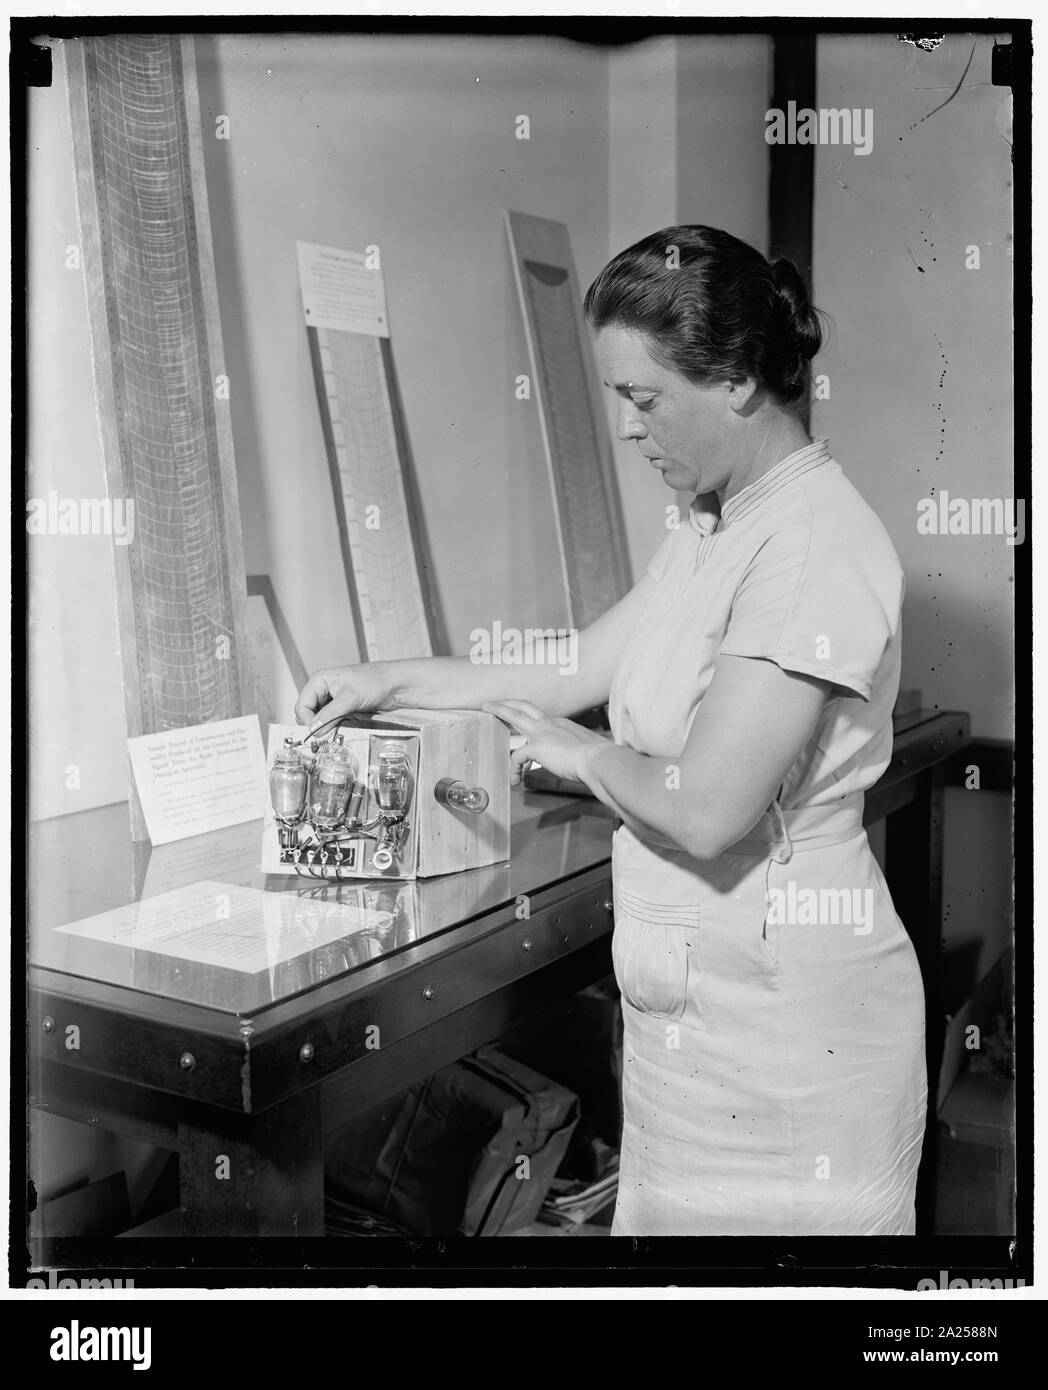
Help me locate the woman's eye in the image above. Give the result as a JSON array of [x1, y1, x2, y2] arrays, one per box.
[[631, 396, 656, 412]]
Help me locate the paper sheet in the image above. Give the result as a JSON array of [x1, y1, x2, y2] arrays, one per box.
[[54, 880, 392, 974], [297, 240, 390, 337], [127, 716, 267, 846]]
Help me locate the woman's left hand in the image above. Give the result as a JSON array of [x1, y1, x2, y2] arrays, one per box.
[[482, 700, 611, 786]]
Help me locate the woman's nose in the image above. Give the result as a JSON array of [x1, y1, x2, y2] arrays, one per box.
[[616, 403, 648, 442]]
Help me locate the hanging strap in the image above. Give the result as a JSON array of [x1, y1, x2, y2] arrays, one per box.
[[768, 796, 794, 864]]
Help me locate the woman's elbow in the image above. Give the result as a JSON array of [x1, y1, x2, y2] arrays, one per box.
[[680, 799, 776, 860], [677, 810, 737, 862]]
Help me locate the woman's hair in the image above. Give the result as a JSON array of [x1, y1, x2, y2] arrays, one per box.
[[583, 225, 823, 406]]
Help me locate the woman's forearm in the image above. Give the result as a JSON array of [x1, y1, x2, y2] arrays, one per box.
[[378, 650, 601, 718], [580, 742, 723, 859]]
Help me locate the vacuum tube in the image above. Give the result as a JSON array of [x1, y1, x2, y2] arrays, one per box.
[[370, 741, 413, 871], [270, 736, 308, 849], [374, 741, 413, 815], [309, 735, 357, 831]]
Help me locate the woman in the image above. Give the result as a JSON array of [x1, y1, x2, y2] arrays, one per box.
[[295, 225, 926, 1237]]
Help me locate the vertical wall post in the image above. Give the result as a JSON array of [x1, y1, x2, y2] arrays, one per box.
[[768, 32, 817, 429]]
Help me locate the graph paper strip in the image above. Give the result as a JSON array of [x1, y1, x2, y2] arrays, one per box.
[[66, 35, 252, 787], [306, 324, 436, 661], [505, 211, 632, 629]]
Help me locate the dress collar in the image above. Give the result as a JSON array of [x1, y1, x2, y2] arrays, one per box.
[[688, 438, 832, 535]]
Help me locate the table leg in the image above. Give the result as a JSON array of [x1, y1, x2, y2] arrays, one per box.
[[884, 764, 946, 1235], [177, 1088, 324, 1237]]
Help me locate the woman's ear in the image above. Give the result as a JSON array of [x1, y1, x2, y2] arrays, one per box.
[[725, 376, 759, 413]]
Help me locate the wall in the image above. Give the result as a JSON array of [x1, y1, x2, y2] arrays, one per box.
[[606, 38, 679, 575], [811, 32, 1013, 740], [675, 34, 770, 247], [195, 32, 616, 681], [810, 33, 1014, 999]]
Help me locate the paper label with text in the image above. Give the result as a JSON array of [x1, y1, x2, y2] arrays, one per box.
[[297, 240, 389, 337], [127, 716, 267, 846]]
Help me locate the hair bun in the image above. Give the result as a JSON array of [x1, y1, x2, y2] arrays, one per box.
[[771, 258, 822, 364], [584, 225, 826, 409]]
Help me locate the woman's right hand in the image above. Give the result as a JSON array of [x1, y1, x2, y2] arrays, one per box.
[[293, 664, 392, 733]]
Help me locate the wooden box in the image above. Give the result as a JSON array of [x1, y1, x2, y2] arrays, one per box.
[[261, 709, 510, 880]]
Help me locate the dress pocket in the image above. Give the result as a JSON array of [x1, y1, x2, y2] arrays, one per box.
[[611, 891, 697, 1021]]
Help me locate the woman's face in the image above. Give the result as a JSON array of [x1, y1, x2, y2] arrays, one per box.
[[595, 325, 736, 496]]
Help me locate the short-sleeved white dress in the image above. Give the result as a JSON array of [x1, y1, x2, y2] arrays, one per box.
[[607, 439, 926, 1236]]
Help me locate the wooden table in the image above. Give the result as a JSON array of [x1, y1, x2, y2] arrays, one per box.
[[27, 709, 969, 1254]]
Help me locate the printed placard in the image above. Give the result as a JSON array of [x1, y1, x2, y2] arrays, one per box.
[[296, 240, 389, 336], [127, 716, 267, 846]]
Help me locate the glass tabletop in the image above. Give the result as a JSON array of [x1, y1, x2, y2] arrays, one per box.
[[28, 790, 614, 1016]]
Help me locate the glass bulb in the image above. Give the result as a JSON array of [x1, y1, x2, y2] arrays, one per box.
[[309, 735, 357, 831], [434, 778, 489, 814], [270, 737, 307, 819], [374, 741, 412, 814]]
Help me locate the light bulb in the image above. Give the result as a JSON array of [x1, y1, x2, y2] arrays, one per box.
[[434, 778, 489, 814]]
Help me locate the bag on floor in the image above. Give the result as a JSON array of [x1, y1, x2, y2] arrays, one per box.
[[324, 1045, 579, 1236]]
